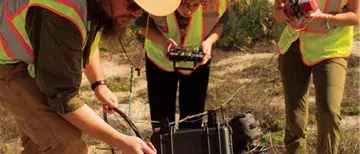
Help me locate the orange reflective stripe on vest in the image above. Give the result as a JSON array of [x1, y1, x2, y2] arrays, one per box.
[[323, 0, 343, 12], [202, 0, 220, 39], [277, 0, 353, 66], [1, 0, 34, 62], [289, 0, 344, 33], [145, 0, 228, 75], [0, 0, 87, 64]]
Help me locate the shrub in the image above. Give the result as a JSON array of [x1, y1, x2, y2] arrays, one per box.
[[215, 0, 286, 51]]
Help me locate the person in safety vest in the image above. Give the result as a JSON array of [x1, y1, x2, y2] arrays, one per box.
[[0, 0, 180, 153], [273, 0, 359, 153], [134, 0, 229, 129]]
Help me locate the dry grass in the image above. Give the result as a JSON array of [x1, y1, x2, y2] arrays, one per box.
[[0, 106, 21, 154], [0, 39, 359, 153], [354, 26, 360, 41]]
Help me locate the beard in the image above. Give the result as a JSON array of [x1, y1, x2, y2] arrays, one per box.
[[101, 15, 135, 40], [95, 2, 136, 47], [101, 16, 126, 40], [100, 15, 138, 53]]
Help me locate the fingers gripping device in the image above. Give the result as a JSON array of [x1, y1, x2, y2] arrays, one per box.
[[280, 0, 320, 19], [167, 46, 204, 71]]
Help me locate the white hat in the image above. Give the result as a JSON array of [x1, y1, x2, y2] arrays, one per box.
[[133, 0, 181, 16]]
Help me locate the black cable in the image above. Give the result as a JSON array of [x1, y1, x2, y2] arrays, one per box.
[[99, 107, 143, 153], [97, 2, 144, 154], [108, 0, 143, 140], [113, 108, 144, 140]]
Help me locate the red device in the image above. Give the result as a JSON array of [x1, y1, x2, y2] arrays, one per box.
[[280, 0, 320, 19], [300, 0, 320, 13]]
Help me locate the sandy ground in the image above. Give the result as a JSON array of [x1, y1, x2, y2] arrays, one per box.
[[1, 40, 358, 154]]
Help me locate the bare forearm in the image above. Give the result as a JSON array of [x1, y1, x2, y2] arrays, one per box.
[[273, 0, 360, 26], [327, 12, 360, 27], [310, 2, 359, 27], [84, 48, 105, 83], [60, 105, 128, 149], [205, 24, 222, 44]]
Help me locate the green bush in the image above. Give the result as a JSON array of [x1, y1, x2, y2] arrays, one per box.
[[215, 0, 286, 50], [99, 24, 144, 54], [99, 0, 287, 52]]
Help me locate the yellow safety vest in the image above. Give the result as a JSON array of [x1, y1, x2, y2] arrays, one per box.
[[0, 0, 101, 77], [145, 0, 228, 75], [277, 0, 353, 66]]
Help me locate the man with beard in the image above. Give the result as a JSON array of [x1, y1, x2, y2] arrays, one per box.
[[0, 0, 180, 153]]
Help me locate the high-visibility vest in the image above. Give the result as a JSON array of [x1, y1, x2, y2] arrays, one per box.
[[0, 0, 101, 77], [145, 0, 228, 75], [277, 0, 353, 66]]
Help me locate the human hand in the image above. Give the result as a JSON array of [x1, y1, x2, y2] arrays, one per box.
[[195, 40, 212, 68], [302, 9, 330, 27], [163, 38, 177, 61], [94, 85, 118, 114], [278, 2, 301, 21], [119, 136, 157, 154]]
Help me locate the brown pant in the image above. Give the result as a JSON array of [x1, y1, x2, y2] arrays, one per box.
[[0, 62, 88, 154], [278, 40, 347, 154]]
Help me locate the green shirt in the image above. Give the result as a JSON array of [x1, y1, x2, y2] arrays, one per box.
[[25, 7, 85, 114], [25, 0, 106, 114]]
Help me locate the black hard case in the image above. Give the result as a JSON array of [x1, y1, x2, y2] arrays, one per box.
[[150, 122, 234, 154]]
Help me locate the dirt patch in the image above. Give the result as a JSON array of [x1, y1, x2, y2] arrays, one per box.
[[1, 44, 359, 153]]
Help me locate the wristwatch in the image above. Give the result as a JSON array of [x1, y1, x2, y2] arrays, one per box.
[[91, 80, 107, 90]]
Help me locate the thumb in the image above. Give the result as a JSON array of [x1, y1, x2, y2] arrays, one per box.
[[168, 38, 178, 46], [103, 95, 117, 109], [203, 46, 210, 54], [109, 94, 118, 107]]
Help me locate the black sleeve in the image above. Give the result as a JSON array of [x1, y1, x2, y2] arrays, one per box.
[[25, 7, 85, 114], [218, 9, 229, 24]]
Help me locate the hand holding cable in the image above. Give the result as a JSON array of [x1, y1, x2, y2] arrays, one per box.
[[93, 83, 119, 114]]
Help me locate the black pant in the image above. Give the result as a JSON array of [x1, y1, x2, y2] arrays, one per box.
[[146, 57, 211, 129]]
